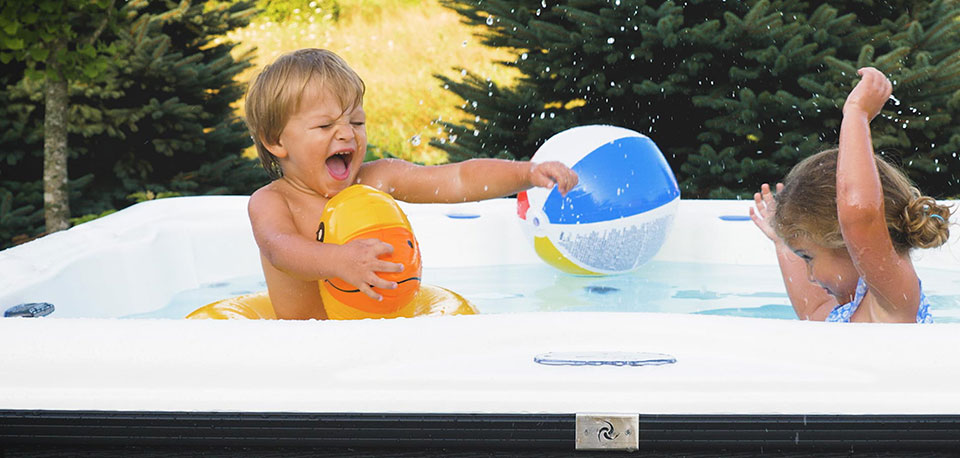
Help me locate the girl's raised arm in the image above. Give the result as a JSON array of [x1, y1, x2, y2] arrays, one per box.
[[750, 183, 836, 320], [837, 67, 920, 321]]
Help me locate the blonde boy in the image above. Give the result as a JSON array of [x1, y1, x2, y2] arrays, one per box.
[[245, 48, 578, 319]]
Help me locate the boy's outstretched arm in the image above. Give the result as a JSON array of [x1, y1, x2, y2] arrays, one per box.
[[837, 67, 919, 321], [359, 158, 577, 203], [750, 183, 835, 320]]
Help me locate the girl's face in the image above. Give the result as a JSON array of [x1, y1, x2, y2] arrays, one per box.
[[268, 83, 367, 198], [789, 236, 860, 304]]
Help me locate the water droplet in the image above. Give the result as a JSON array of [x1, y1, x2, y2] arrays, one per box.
[[486, 16, 494, 25], [607, 37, 615, 44], [410, 134, 422, 146]]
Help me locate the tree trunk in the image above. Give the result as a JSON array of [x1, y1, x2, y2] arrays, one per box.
[[43, 51, 70, 233]]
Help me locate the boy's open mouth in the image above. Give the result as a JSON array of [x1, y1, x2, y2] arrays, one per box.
[[326, 151, 352, 180]]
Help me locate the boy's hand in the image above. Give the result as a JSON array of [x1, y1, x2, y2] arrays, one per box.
[[529, 161, 578, 196], [337, 238, 403, 301], [843, 67, 892, 122], [749, 182, 784, 243]]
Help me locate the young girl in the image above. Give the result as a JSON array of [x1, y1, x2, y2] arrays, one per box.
[[751, 67, 952, 323]]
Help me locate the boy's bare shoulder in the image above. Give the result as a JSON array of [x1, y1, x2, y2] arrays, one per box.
[[248, 181, 290, 217]]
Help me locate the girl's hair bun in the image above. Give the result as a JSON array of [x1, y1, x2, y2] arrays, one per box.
[[901, 192, 952, 249]]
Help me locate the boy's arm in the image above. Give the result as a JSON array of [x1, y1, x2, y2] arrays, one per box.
[[837, 67, 919, 321], [750, 183, 835, 320], [359, 158, 577, 203], [247, 188, 402, 301]]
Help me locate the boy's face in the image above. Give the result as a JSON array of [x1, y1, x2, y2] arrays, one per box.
[[270, 83, 366, 198]]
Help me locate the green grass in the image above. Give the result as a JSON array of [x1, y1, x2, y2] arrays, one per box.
[[227, 0, 518, 164]]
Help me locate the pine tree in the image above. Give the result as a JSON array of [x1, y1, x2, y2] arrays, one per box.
[[0, 0, 268, 248], [435, 0, 960, 198]]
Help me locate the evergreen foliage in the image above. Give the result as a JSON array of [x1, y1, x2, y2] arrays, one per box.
[[0, 0, 268, 248], [0, 0, 117, 83], [435, 0, 960, 199]]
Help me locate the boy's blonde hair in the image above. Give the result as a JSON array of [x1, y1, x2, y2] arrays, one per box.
[[245, 48, 365, 179], [774, 148, 952, 254]]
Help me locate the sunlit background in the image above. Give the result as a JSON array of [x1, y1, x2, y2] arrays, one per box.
[[225, 0, 519, 164]]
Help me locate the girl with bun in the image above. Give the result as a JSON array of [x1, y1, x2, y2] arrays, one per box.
[[751, 67, 952, 323]]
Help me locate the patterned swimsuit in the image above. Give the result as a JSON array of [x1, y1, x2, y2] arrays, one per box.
[[826, 277, 934, 323]]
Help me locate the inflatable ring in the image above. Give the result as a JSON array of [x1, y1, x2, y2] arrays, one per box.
[[185, 284, 477, 320]]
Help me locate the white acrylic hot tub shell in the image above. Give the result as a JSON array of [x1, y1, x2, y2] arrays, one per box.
[[1, 196, 959, 415]]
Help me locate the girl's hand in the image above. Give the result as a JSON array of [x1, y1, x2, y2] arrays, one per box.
[[336, 238, 403, 301], [843, 67, 893, 121], [750, 182, 784, 243], [529, 161, 578, 196]]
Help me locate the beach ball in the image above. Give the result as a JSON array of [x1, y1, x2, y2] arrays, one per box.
[[517, 125, 680, 275], [318, 184, 422, 316]]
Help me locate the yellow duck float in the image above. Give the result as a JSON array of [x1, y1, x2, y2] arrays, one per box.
[[187, 185, 477, 320]]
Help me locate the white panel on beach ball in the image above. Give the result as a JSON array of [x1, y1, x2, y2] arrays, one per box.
[[517, 125, 680, 275]]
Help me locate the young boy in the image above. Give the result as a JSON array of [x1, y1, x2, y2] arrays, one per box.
[[244, 48, 578, 320]]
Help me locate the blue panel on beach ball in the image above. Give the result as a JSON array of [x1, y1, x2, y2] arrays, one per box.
[[542, 136, 680, 225]]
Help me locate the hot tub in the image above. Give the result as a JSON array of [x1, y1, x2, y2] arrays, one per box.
[[1, 196, 959, 452]]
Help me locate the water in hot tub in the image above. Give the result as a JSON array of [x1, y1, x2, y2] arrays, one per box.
[[126, 261, 960, 322]]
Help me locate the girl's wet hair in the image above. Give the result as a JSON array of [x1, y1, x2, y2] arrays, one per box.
[[774, 148, 952, 254], [244, 48, 365, 179]]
